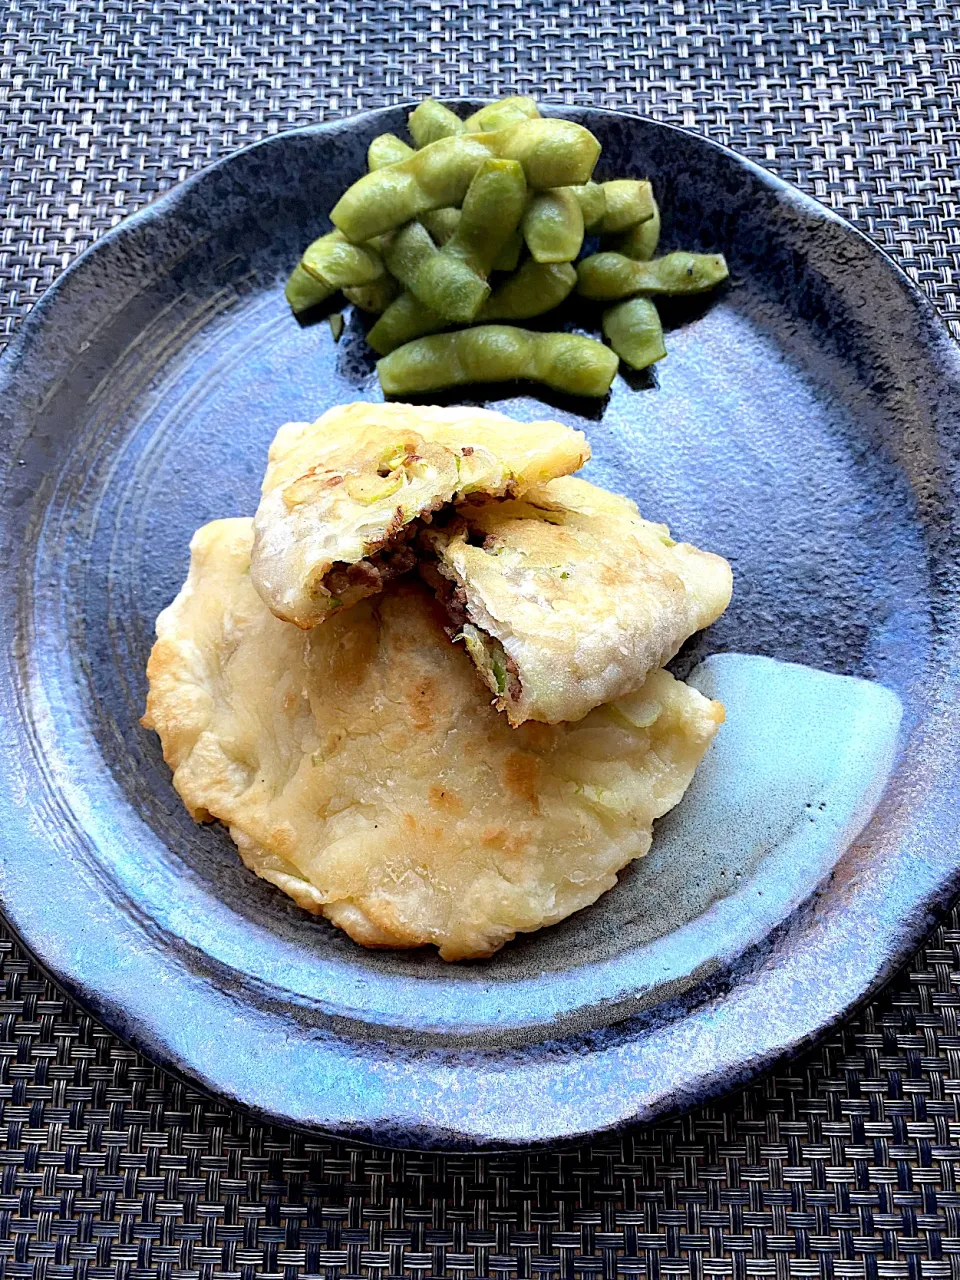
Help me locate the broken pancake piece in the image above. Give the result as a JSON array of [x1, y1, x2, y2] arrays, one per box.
[[421, 475, 733, 726], [143, 518, 724, 961], [251, 401, 590, 629]]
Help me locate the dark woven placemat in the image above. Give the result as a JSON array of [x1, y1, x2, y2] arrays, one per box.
[[3, 1, 960, 1274]]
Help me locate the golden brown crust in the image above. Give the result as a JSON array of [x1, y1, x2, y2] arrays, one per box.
[[144, 518, 724, 961]]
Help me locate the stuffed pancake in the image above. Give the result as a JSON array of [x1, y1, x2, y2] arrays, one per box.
[[251, 401, 590, 629], [143, 517, 724, 960]]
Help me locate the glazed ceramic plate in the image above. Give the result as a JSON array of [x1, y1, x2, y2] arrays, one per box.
[[2, 103, 960, 1150]]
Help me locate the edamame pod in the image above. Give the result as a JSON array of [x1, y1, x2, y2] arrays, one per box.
[[301, 230, 385, 289], [499, 119, 600, 189], [577, 251, 729, 299], [382, 220, 439, 290], [593, 179, 655, 234], [464, 96, 541, 131], [367, 292, 446, 354], [568, 181, 606, 230], [408, 99, 467, 147], [367, 133, 415, 171], [410, 158, 527, 321], [478, 260, 577, 320], [343, 275, 401, 313], [602, 298, 666, 370], [522, 188, 584, 263], [419, 207, 461, 245], [613, 198, 661, 260], [492, 228, 523, 272], [368, 260, 578, 352], [285, 263, 335, 314], [331, 119, 601, 242], [377, 325, 619, 397]]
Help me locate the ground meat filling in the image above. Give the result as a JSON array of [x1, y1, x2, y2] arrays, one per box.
[[320, 524, 421, 605], [419, 561, 470, 631], [322, 543, 419, 601], [315, 515, 523, 709], [418, 558, 524, 706], [499, 646, 523, 703]]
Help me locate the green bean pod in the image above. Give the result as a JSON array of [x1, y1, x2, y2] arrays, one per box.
[[577, 250, 729, 299], [377, 325, 619, 398], [382, 220, 439, 290], [522, 188, 584, 263], [367, 291, 446, 354], [463, 96, 541, 132], [408, 99, 467, 147], [568, 181, 607, 231], [593, 179, 656, 234], [602, 298, 666, 370], [367, 133, 415, 171], [301, 230, 385, 289], [330, 119, 601, 242], [419, 207, 461, 245], [409, 158, 527, 322], [492, 228, 523, 272], [613, 198, 661, 260], [285, 263, 336, 314], [478, 260, 577, 320], [343, 275, 401, 313]]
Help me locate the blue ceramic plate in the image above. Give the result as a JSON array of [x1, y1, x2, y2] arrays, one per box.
[[1, 104, 959, 1149]]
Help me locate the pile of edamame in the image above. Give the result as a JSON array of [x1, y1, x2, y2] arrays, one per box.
[[287, 96, 730, 399]]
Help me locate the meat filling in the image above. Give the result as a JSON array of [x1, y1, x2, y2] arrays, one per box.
[[319, 524, 421, 610], [418, 560, 523, 706], [316, 521, 522, 712], [322, 543, 418, 601]]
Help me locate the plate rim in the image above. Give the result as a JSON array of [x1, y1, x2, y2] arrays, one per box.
[[2, 101, 960, 1149]]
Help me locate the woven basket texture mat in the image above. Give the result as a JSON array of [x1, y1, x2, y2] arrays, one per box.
[[3, 0, 960, 1276]]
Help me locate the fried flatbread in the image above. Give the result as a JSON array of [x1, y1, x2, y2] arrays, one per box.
[[143, 517, 724, 960], [421, 476, 733, 726], [251, 401, 589, 629]]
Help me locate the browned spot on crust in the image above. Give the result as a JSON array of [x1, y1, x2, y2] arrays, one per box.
[[404, 677, 438, 732], [479, 825, 529, 855], [401, 812, 418, 835], [516, 721, 560, 753], [282, 690, 299, 713], [429, 785, 464, 815], [282, 465, 343, 508], [270, 823, 299, 858], [502, 751, 542, 812], [323, 620, 379, 689]]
